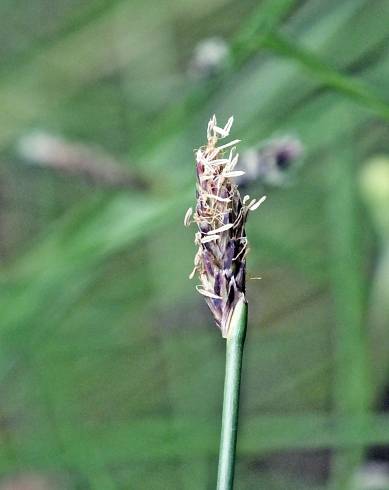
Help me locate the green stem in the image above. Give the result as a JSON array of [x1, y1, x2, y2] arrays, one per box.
[[216, 297, 248, 490]]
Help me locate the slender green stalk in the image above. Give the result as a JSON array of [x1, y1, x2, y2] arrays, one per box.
[[216, 297, 248, 490]]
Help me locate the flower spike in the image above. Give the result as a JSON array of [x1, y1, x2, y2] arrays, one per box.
[[185, 115, 266, 337]]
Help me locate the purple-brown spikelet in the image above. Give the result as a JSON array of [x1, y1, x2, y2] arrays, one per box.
[[185, 115, 266, 337]]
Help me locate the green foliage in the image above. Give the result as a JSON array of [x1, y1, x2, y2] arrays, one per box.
[[0, 0, 389, 488]]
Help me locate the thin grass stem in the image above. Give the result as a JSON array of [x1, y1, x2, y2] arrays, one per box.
[[216, 297, 248, 490]]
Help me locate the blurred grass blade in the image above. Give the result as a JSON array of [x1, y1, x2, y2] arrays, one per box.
[[326, 141, 371, 489], [263, 32, 389, 120]]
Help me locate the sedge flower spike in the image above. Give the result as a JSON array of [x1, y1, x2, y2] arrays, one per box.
[[185, 115, 266, 337]]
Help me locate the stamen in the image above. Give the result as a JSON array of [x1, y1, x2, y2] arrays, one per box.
[[189, 267, 197, 279], [233, 240, 248, 261], [215, 139, 241, 151], [248, 195, 267, 211], [200, 235, 220, 243], [222, 170, 245, 178], [227, 154, 239, 171], [223, 116, 234, 135], [207, 223, 233, 235], [184, 207, 193, 226], [210, 158, 230, 165], [196, 285, 222, 300]]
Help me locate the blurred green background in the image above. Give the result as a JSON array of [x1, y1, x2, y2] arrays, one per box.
[[1, 0, 389, 488]]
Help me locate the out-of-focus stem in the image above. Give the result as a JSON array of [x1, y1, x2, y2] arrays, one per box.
[[216, 297, 248, 490]]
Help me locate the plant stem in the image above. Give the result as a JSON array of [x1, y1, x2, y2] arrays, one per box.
[[216, 297, 248, 490]]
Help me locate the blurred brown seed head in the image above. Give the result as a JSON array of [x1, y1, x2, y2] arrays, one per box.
[[18, 132, 147, 190], [188, 38, 230, 79], [237, 135, 303, 187], [0, 473, 57, 490]]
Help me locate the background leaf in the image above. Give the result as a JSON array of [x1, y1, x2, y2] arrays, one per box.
[[0, 0, 389, 488]]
